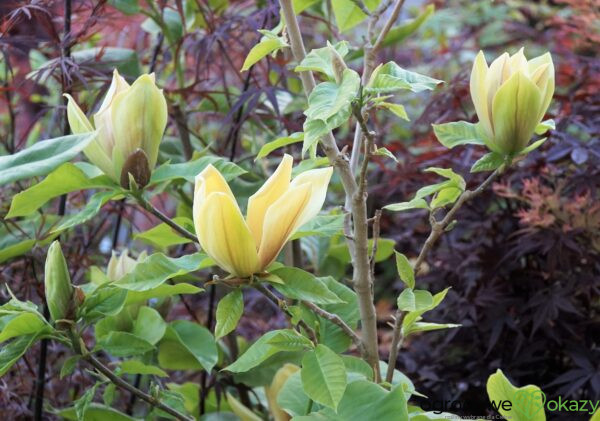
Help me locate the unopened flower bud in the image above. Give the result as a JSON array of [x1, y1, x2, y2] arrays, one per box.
[[44, 241, 74, 322]]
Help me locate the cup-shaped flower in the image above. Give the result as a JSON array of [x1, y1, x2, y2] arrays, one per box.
[[106, 249, 147, 282], [193, 154, 333, 278], [470, 48, 554, 155], [65, 69, 168, 188]]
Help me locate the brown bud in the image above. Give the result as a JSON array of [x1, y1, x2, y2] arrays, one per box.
[[120, 148, 151, 189]]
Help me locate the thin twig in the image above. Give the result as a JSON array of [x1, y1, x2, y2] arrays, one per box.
[[254, 284, 318, 344], [84, 355, 194, 421], [279, 0, 380, 381], [385, 167, 503, 382], [302, 300, 364, 354], [133, 194, 198, 243]]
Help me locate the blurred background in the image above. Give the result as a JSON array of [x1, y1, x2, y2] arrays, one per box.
[[0, 0, 598, 419]]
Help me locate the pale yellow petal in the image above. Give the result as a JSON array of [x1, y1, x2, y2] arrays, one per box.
[[195, 192, 259, 277], [528, 53, 554, 123], [258, 183, 312, 269], [64, 94, 94, 133], [509, 47, 528, 75], [193, 164, 235, 210], [289, 166, 333, 229], [246, 154, 293, 247], [97, 69, 130, 115], [492, 71, 542, 154], [485, 52, 509, 118], [470, 51, 493, 139]]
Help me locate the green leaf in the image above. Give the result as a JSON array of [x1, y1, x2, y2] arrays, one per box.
[[60, 355, 80, 379], [124, 283, 203, 305], [109, 0, 139, 15], [397, 289, 433, 312], [277, 371, 310, 417], [331, 0, 367, 32], [266, 329, 314, 351], [381, 4, 435, 47], [336, 380, 409, 420], [342, 355, 373, 381], [304, 69, 360, 122], [301, 344, 347, 410], [224, 330, 286, 373], [293, 0, 320, 13], [295, 41, 350, 80], [402, 287, 451, 333], [384, 197, 429, 212], [432, 121, 486, 149], [367, 62, 442, 94], [424, 167, 465, 190], [486, 369, 546, 421], [374, 147, 399, 162], [132, 306, 166, 345], [270, 267, 344, 305], [394, 251, 415, 289], [97, 331, 155, 357], [0, 312, 48, 343], [150, 156, 245, 185], [75, 383, 98, 421], [303, 69, 360, 154], [291, 214, 344, 240], [520, 137, 547, 155], [52, 190, 121, 233], [133, 217, 194, 251], [0, 239, 36, 264], [241, 35, 287, 72], [0, 133, 96, 186], [168, 320, 218, 372], [534, 119, 555, 135], [6, 163, 114, 218], [430, 186, 462, 209], [214, 289, 244, 340], [377, 102, 409, 121], [256, 132, 304, 160], [80, 287, 127, 321], [119, 359, 168, 377], [470, 152, 506, 173], [115, 253, 212, 291], [57, 403, 137, 421], [0, 333, 41, 376], [328, 238, 395, 265]]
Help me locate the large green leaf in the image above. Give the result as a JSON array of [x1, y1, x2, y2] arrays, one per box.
[[0, 133, 96, 186], [291, 214, 344, 240], [295, 41, 350, 80], [115, 253, 212, 291], [119, 359, 167, 377], [80, 287, 128, 322], [0, 334, 43, 376], [0, 312, 49, 343], [6, 163, 115, 218], [269, 267, 344, 305], [331, 0, 368, 32], [367, 62, 442, 94], [241, 32, 288, 71], [381, 4, 435, 47], [168, 320, 218, 372], [397, 289, 433, 312], [277, 371, 311, 417], [57, 403, 137, 421], [124, 283, 203, 305], [224, 330, 285, 373], [266, 329, 314, 352], [150, 156, 245, 184], [432, 121, 486, 149], [301, 344, 347, 410], [132, 306, 166, 345], [52, 190, 121, 233], [487, 369, 546, 421], [214, 289, 244, 340], [256, 132, 304, 160], [96, 331, 155, 357], [133, 217, 194, 251]]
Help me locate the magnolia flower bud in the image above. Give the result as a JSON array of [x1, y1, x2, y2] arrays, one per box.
[[106, 249, 147, 282], [44, 241, 74, 322], [65, 70, 168, 187], [470, 48, 554, 155], [193, 155, 332, 277], [328, 42, 348, 84]]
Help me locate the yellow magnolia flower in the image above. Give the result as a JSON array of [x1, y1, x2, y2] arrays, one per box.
[[106, 249, 147, 282], [65, 69, 168, 188], [470, 48, 554, 155], [193, 154, 333, 277]]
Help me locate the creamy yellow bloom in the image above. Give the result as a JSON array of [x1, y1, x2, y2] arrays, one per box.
[[193, 154, 333, 277], [106, 249, 147, 282], [470, 48, 554, 155], [65, 69, 168, 187]]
